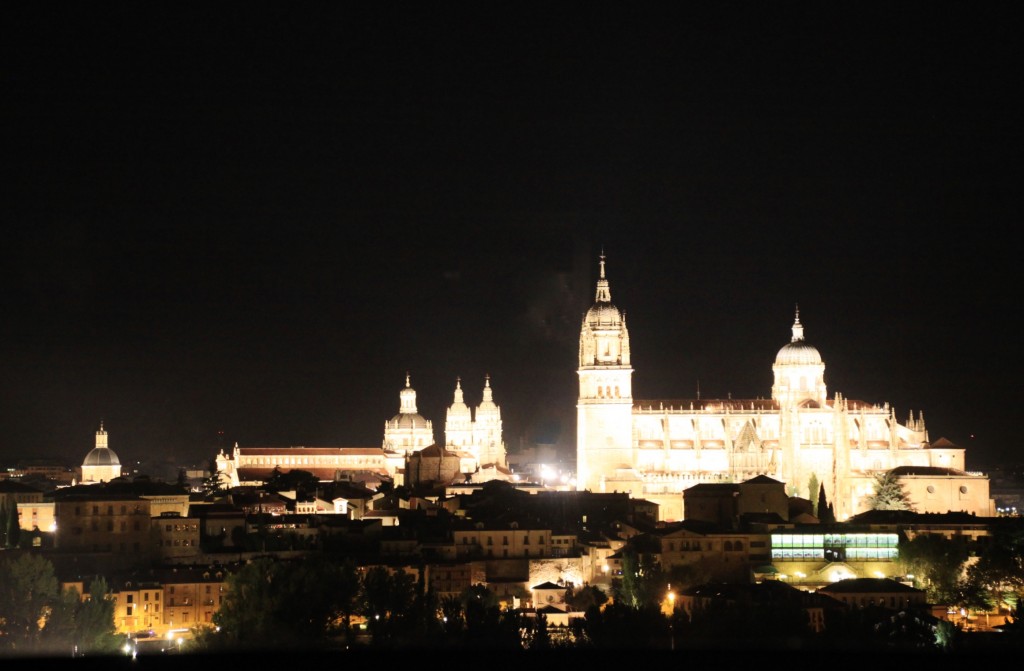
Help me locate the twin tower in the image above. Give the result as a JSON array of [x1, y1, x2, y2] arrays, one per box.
[[383, 373, 507, 472]]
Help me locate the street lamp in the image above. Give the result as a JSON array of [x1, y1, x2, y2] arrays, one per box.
[[667, 587, 676, 651]]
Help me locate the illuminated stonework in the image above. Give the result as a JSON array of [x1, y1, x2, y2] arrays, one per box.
[[576, 254, 993, 521], [444, 375, 508, 473]]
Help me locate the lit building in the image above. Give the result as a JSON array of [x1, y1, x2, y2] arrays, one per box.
[[52, 491, 153, 561], [383, 373, 436, 454], [79, 422, 122, 484], [575, 253, 993, 522], [216, 443, 393, 488], [213, 373, 510, 490], [443, 375, 508, 472]]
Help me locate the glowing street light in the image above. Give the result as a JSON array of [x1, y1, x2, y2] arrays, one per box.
[[667, 587, 676, 651]]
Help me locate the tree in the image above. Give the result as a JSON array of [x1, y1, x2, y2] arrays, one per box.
[[817, 483, 836, 523], [359, 565, 417, 644], [865, 471, 914, 511], [964, 525, 1024, 614], [202, 457, 229, 499], [565, 584, 608, 612], [79, 578, 120, 653], [439, 594, 465, 640], [613, 545, 663, 609], [328, 558, 361, 645], [899, 533, 971, 605], [581, 601, 668, 649], [528, 612, 550, 650], [0, 553, 59, 651], [208, 556, 353, 650], [0, 501, 8, 547], [808, 473, 820, 514], [6, 504, 21, 550], [0, 502, 20, 549], [264, 468, 319, 496]]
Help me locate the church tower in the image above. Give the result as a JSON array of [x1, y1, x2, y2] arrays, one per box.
[[576, 253, 634, 492], [473, 374, 506, 468], [444, 377, 474, 452]]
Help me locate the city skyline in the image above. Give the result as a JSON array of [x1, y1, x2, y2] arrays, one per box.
[[3, 6, 1019, 471]]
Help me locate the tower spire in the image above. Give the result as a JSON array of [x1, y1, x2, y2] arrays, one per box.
[[791, 304, 804, 342], [595, 251, 612, 303], [482, 373, 493, 403]]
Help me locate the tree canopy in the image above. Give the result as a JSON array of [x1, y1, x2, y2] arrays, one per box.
[[865, 471, 914, 511]]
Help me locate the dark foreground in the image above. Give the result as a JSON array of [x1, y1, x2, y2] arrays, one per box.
[[1, 646, 1021, 671]]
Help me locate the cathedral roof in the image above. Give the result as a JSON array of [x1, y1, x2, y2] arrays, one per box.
[[237, 446, 383, 456], [889, 465, 970, 477], [774, 306, 822, 366]]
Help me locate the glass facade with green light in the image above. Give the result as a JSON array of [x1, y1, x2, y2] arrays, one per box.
[[771, 532, 899, 562]]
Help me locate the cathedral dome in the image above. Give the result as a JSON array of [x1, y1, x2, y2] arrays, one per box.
[[775, 340, 822, 366], [83, 445, 120, 467], [387, 373, 432, 430], [388, 412, 430, 429]]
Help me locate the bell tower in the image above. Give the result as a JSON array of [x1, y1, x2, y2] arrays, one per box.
[[576, 252, 634, 492]]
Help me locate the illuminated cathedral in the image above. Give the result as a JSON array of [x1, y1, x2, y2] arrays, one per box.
[[575, 254, 993, 521]]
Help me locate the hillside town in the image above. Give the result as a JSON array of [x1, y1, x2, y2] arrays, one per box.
[[2, 256, 1024, 657]]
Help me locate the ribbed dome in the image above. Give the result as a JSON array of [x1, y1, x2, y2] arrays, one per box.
[[585, 302, 624, 327], [83, 446, 120, 467], [775, 340, 822, 366], [388, 413, 429, 429]]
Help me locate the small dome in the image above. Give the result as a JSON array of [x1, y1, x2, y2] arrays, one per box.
[[83, 446, 120, 467]]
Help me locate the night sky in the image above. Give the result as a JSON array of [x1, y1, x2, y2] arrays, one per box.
[[2, 5, 1020, 473]]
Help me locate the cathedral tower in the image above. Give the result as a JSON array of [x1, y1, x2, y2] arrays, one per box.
[[576, 253, 634, 492]]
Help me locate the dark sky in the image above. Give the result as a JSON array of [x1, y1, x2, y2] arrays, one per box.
[[2, 5, 1020, 473]]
